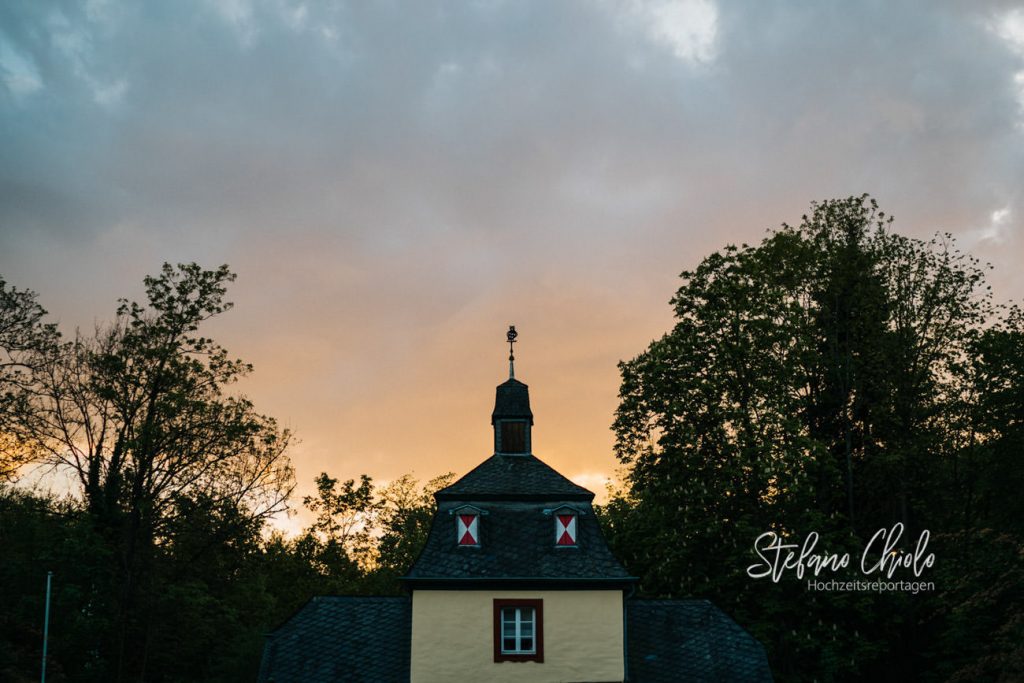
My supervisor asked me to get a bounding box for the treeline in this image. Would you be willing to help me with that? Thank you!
[0,264,448,682]
[0,472,448,682]
[4,197,1023,682]
[599,196,1024,681]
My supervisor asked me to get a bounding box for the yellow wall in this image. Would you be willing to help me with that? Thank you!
[410,589,624,683]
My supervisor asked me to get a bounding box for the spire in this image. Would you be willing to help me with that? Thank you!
[507,325,517,379]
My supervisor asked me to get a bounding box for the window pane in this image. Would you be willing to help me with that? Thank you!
[496,601,540,659]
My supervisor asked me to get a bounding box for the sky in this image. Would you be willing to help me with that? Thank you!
[2,0,1023,529]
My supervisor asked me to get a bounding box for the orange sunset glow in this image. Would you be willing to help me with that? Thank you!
[3,1,1024,532]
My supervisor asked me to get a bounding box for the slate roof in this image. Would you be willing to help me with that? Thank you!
[435,453,593,502]
[403,499,634,585]
[491,378,533,423]
[627,600,773,682]
[257,597,410,683]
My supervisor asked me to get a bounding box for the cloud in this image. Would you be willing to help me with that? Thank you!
[990,7,1024,123]
[1,0,1023,514]
[0,38,43,98]
[620,0,718,65]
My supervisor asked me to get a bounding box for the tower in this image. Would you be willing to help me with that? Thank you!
[257,328,773,683]
[403,327,635,682]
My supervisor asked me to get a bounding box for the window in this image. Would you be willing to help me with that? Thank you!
[456,513,479,546]
[493,599,543,662]
[500,421,527,453]
[555,512,577,546]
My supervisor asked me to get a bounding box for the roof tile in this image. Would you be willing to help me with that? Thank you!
[404,500,633,583]
[435,453,592,501]
[257,597,410,683]
[627,600,773,682]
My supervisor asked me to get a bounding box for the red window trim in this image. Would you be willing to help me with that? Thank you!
[493,599,544,663]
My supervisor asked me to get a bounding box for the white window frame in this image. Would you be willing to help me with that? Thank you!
[500,606,536,655]
[493,599,543,662]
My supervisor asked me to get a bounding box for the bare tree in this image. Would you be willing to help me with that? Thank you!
[17,263,295,535]
[0,277,60,479]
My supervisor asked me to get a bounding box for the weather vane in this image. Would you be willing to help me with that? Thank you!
[507,325,518,378]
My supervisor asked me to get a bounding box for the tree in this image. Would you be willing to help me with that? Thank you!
[0,486,111,682]
[301,472,378,578]
[955,305,1024,533]
[605,196,1001,681]
[1,263,295,681]
[368,472,453,592]
[296,470,455,594]
[20,263,295,525]
[0,277,59,479]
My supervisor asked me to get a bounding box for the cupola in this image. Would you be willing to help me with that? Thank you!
[492,326,533,455]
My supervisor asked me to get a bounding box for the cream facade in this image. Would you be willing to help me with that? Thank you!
[410,589,625,683]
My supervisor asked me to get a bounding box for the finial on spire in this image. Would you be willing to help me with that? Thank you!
[506,325,518,378]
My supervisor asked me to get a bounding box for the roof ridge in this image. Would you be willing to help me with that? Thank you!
[435,453,593,500]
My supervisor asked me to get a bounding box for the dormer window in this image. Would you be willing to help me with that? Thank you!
[457,513,479,546]
[451,505,487,547]
[555,512,577,546]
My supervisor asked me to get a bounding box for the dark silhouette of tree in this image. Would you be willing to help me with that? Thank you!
[602,196,1020,681]
[1,263,295,681]
[0,277,60,479]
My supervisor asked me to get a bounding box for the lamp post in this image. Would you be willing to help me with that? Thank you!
[41,571,52,683]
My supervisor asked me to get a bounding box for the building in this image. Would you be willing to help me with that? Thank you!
[258,335,772,682]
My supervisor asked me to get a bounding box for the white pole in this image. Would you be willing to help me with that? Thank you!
[41,571,52,683]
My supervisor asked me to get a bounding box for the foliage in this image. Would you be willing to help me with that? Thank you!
[0,471,448,682]
[23,263,295,533]
[603,195,1022,681]
[3,212,1021,682]
[367,472,454,592]
[0,277,60,479]
[302,472,378,570]
[0,264,297,681]
[294,470,454,593]
[0,263,454,683]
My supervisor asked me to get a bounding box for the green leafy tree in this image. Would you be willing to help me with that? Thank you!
[0,486,111,682]
[302,472,378,574]
[296,471,454,594]
[367,472,453,592]
[605,196,999,681]
[955,306,1024,533]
